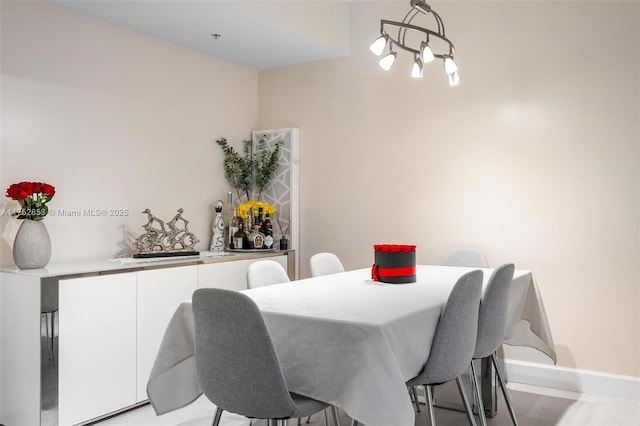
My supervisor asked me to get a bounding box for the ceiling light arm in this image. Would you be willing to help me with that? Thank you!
[429,10,445,37]
[381,19,455,59]
[409,0,445,35]
[399,9,420,47]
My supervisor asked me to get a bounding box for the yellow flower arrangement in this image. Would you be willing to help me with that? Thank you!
[238,200,276,220]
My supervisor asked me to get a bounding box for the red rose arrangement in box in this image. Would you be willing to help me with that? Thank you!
[5,181,56,221]
[373,244,416,253]
[372,244,417,283]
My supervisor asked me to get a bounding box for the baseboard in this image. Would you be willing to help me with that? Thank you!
[504,359,640,401]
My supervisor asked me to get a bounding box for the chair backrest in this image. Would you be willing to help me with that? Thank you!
[310,252,345,277]
[474,263,515,359]
[192,288,296,419]
[246,260,290,289]
[416,270,483,385]
[444,247,489,268]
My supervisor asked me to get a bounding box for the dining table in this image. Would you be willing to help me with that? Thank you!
[146,265,556,426]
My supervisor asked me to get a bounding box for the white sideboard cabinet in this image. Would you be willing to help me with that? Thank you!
[0,250,294,426]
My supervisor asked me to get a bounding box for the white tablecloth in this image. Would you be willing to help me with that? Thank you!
[147,265,555,426]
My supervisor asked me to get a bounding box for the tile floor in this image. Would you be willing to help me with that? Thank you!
[96,382,640,426]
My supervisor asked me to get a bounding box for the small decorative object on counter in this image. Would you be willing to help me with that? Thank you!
[134,208,199,258]
[210,200,225,252]
[5,181,56,269]
[276,215,289,251]
[371,244,417,284]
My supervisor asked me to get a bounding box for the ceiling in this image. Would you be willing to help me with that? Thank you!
[43,0,351,71]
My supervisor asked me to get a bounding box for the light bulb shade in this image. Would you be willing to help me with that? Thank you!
[379,52,397,71]
[369,35,388,56]
[448,70,460,86]
[411,58,424,78]
[444,56,458,74]
[420,42,435,63]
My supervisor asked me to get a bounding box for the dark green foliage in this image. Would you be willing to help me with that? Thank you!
[216,138,253,201]
[254,138,282,200]
[216,137,282,201]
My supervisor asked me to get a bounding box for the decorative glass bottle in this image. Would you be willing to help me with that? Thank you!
[228,207,240,249]
[248,225,265,249]
[223,192,233,249]
[263,212,274,249]
[233,222,247,249]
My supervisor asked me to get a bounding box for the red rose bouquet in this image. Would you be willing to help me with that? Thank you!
[5,181,56,221]
[373,244,416,253]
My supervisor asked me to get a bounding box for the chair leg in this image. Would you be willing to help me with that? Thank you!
[350,419,359,426]
[469,361,488,426]
[410,386,421,412]
[322,409,329,426]
[330,405,341,426]
[455,376,478,426]
[212,407,223,426]
[308,415,313,424]
[298,418,302,425]
[425,384,437,426]
[491,353,518,426]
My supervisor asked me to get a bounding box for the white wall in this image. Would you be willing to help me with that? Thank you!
[0,1,259,264]
[258,1,640,377]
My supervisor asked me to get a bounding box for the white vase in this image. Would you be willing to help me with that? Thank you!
[13,219,52,269]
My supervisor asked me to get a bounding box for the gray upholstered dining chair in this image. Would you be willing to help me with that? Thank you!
[310,252,345,277]
[403,270,484,426]
[443,247,489,268]
[247,259,290,289]
[467,263,518,426]
[192,288,339,426]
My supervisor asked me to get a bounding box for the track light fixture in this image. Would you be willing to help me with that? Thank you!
[369,0,460,86]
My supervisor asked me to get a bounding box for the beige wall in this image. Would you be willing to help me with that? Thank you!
[258,1,640,377]
[0,1,258,264]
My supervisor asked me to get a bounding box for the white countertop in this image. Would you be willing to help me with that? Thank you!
[0,250,290,279]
